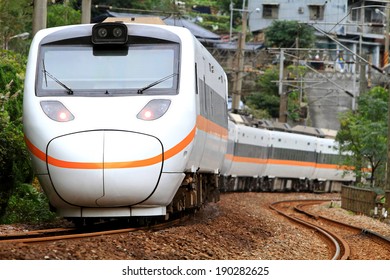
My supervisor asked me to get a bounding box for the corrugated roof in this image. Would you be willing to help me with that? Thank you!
[214,41,264,51]
[163,17,221,40]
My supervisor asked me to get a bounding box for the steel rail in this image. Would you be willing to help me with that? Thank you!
[295,202,390,249]
[0,216,186,244]
[269,199,347,260]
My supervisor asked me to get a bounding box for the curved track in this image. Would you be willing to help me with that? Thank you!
[270,199,390,260]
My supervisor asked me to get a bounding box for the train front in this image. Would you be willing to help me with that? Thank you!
[23,22,196,219]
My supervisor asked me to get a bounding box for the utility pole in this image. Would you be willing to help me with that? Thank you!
[278,49,287,123]
[232,1,248,112]
[32,0,47,36]
[386,2,390,191]
[81,0,92,24]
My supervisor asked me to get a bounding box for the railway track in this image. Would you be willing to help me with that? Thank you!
[0,217,186,244]
[270,199,390,260]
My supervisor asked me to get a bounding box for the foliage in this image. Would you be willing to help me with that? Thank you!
[245,67,280,119]
[246,65,309,122]
[191,13,231,34]
[187,0,241,16]
[91,0,175,12]
[286,90,301,122]
[90,0,237,33]
[0,0,32,54]
[0,184,56,224]
[245,107,271,120]
[336,87,388,188]
[0,50,25,120]
[285,65,309,122]
[186,0,238,34]
[0,50,33,219]
[47,2,81,27]
[90,0,238,13]
[264,20,316,49]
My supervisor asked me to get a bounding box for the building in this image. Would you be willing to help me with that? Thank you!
[248,0,389,69]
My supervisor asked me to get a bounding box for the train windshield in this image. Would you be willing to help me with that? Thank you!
[37,44,179,96]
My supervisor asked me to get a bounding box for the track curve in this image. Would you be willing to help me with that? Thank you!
[270,199,390,260]
[270,199,348,259]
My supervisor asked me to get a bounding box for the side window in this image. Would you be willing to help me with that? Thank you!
[198,78,207,116]
[309,5,325,20]
[263,4,279,19]
[195,63,198,95]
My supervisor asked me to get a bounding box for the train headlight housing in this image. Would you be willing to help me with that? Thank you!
[92,22,128,45]
[137,99,171,121]
[40,101,74,122]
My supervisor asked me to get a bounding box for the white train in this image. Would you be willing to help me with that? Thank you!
[220,119,354,193]
[23,21,353,223]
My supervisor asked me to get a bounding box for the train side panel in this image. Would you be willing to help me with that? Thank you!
[312,138,354,191]
[313,138,345,181]
[228,124,269,177]
[264,131,317,180]
[185,39,228,174]
[220,120,237,176]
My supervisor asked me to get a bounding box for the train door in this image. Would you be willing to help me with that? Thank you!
[197,56,227,172]
[198,57,215,171]
[187,55,208,171]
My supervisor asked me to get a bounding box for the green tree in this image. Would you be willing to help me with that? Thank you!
[0,50,33,218]
[91,0,174,12]
[285,65,308,122]
[245,67,280,118]
[264,20,316,49]
[336,87,388,188]
[0,0,32,53]
[48,2,81,27]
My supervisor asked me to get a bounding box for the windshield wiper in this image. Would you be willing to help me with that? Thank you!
[42,60,74,95]
[137,73,178,94]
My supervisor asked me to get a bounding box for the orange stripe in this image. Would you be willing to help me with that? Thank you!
[196,115,228,139]
[48,156,103,169]
[24,127,196,170]
[164,126,196,160]
[226,154,352,170]
[229,155,268,164]
[316,163,352,170]
[268,159,316,167]
[25,136,46,162]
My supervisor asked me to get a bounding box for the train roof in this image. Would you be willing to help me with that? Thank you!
[228,112,337,139]
[290,125,324,137]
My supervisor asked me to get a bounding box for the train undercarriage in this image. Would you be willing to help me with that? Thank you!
[167,173,220,216]
[218,175,351,193]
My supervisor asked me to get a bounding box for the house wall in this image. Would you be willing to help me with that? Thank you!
[248,0,348,34]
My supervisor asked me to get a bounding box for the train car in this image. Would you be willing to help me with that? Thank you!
[219,119,354,192]
[220,122,270,192]
[23,21,228,222]
[312,137,354,192]
[264,130,318,191]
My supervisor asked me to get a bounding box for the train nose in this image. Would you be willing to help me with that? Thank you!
[47,131,163,207]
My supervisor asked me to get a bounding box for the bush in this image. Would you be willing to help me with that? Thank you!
[0,184,56,224]
[0,50,33,219]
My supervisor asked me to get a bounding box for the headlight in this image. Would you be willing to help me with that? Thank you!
[40,101,74,122]
[137,99,171,121]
